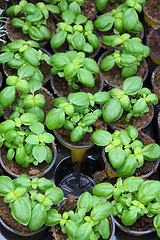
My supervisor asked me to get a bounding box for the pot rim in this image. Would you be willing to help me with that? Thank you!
[0,142,57,179]
[151,65,160,96]
[102,131,160,179]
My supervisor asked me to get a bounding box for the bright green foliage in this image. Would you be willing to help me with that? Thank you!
[6,0,60,41]
[50,9,99,53]
[102,76,158,123]
[50,51,99,89]
[93,177,160,238]
[55,192,112,240]
[101,35,150,78]
[0,174,63,231]
[0,117,55,167]
[45,91,110,142]
[95,0,144,33]
[92,126,160,177]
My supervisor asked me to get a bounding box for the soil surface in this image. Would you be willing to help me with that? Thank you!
[81,0,97,20]
[148,27,160,59]
[115,215,155,232]
[103,0,125,12]
[6,17,56,47]
[50,195,113,240]
[52,73,103,98]
[144,0,160,23]
[99,57,147,89]
[0,142,55,177]
[3,87,54,119]
[109,102,153,130]
[153,67,160,93]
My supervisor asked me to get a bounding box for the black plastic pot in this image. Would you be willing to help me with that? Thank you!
[0,71,3,89]
[0,142,57,179]
[98,49,148,89]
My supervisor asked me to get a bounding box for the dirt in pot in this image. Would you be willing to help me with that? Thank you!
[148,28,160,59]
[3,88,54,120]
[81,0,97,20]
[110,102,153,130]
[52,73,102,98]
[115,215,155,232]
[50,195,113,240]
[54,118,107,146]
[144,0,160,23]
[153,67,160,93]
[93,170,109,184]
[100,58,147,89]
[0,143,55,177]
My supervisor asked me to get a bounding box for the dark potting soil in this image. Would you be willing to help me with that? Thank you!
[0,143,55,177]
[99,58,148,89]
[148,28,160,59]
[115,215,155,232]
[103,0,125,12]
[52,73,102,98]
[110,102,153,130]
[6,17,56,45]
[3,87,54,119]
[50,195,113,240]
[0,196,32,233]
[93,169,109,184]
[144,0,160,23]
[153,67,160,93]
[54,118,107,146]
[81,0,97,20]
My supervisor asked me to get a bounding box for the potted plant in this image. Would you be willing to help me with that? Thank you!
[146,25,160,65]
[0,114,57,178]
[92,177,160,237]
[49,51,103,98]
[101,76,158,130]
[92,125,160,178]
[50,9,99,55]
[98,35,149,87]
[5,0,58,45]
[0,174,64,235]
[0,39,52,85]
[45,91,110,162]
[50,191,115,240]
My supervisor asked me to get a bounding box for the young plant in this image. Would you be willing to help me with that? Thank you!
[6,0,60,41]
[100,35,150,78]
[102,76,158,123]
[94,0,145,34]
[45,91,110,142]
[49,192,113,239]
[0,114,55,167]
[0,39,50,79]
[92,126,160,177]
[92,177,160,238]
[0,174,64,231]
[96,0,124,12]
[50,10,99,53]
[50,51,99,89]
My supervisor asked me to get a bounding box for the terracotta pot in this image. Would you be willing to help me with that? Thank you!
[151,65,160,99]
[5,17,56,48]
[50,72,104,98]
[98,49,148,89]
[143,0,160,27]
[2,47,53,86]
[114,216,155,237]
[102,131,160,179]
[0,142,57,179]
[146,26,160,65]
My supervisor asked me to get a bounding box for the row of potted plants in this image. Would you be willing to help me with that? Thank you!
[0,0,160,239]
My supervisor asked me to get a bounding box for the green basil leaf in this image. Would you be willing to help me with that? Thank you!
[94,13,114,31]
[29,203,47,231]
[0,120,16,133]
[154,215,160,238]
[45,187,64,204]
[11,197,31,226]
[50,52,70,70]
[132,98,147,114]
[93,91,111,104]
[0,86,15,108]
[100,55,115,71]
[142,144,160,161]
[12,18,25,28]
[68,92,89,106]
[66,220,79,238]
[96,0,108,11]
[120,53,137,66]
[29,26,45,41]
[26,8,43,22]
[70,126,83,142]
[78,68,95,87]
[97,218,110,239]
[64,62,79,79]
[37,178,53,191]
[123,176,143,192]
[14,174,31,189]
[87,33,99,49]
[25,134,39,145]
[92,130,112,146]
[84,58,99,74]
[122,76,143,95]
[18,65,36,78]
[15,146,26,165]
[121,208,138,226]
[102,98,123,123]
[0,52,14,63]
[29,122,44,135]
[8,58,25,69]
[45,108,65,129]
[33,145,47,163]
[126,126,138,140]
[45,209,62,226]
[77,192,93,212]
[116,154,138,178]
[91,202,111,221]
[50,30,67,49]
[109,146,125,169]
[121,64,138,78]
[46,4,60,13]
[23,47,39,67]
[138,181,160,204]
[122,8,138,31]
[20,113,39,125]
[71,32,85,51]
[62,10,75,25]
[0,176,15,196]
[27,106,44,123]
[92,182,114,199]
